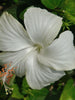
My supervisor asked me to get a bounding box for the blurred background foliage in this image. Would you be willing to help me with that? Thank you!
[0,0,75,100]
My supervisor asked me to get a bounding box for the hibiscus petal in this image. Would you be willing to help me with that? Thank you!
[0,47,33,77]
[0,12,32,51]
[24,7,62,47]
[25,52,65,89]
[38,31,75,71]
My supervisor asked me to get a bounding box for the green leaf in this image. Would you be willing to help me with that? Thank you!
[21,78,49,100]
[19,9,26,20]
[60,79,75,100]
[41,0,62,9]
[21,78,33,96]
[11,83,24,99]
[60,0,75,24]
[29,88,49,100]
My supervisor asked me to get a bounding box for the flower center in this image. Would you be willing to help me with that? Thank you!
[34,44,42,53]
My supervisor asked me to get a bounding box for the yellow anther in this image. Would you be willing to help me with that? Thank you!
[6,92,8,95]
[9,91,12,94]
[5,88,8,92]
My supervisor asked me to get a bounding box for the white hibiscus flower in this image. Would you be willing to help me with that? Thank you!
[0,7,75,90]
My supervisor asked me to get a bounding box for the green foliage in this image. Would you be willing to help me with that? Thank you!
[60,0,75,24]
[41,0,62,9]
[21,78,49,100]
[60,79,75,100]
[60,0,75,16]
[21,78,33,96]
[29,88,49,100]
[11,83,24,99]
[13,0,19,3]
[7,77,49,100]
[19,9,26,20]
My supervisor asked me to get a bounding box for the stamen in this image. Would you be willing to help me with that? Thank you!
[34,44,42,53]
[5,85,13,95]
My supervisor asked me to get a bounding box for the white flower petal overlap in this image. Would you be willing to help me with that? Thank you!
[24,7,62,47]
[38,31,75,71]
[25,52,65,89]
[0,7,75,89]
